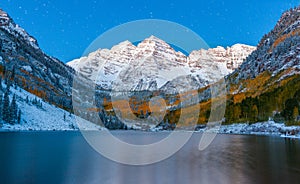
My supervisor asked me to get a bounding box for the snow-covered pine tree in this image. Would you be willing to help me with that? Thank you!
[25,96,29,103]
[17,109,21,124]
[10,94,18,124]
[2,90,10,123]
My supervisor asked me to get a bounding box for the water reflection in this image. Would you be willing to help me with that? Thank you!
[0,132,300,183]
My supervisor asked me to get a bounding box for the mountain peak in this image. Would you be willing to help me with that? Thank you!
[0,8,39,49]
[117,40,133,46]
[111,40,135,51]
[146,35,164,41]
[230,43,256,50]
[0,8,10,24]
[139,35,169,47]
[0,8,8,17]
[136,35,177,57]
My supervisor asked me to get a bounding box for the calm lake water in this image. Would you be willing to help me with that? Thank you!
[0,131,300,184]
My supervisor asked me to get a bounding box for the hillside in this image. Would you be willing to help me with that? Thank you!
[0,9,74,111]
[0,8,103,130]
[0,81,102,131]
[222,6,300,125]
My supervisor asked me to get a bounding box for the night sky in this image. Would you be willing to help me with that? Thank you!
[1,0,299,62]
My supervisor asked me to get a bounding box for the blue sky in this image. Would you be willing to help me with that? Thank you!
[1,0,299,62]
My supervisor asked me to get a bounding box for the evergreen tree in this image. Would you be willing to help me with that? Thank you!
[17,110,21,124]
[251,105,259,122]
[2,91,10,123]
[10,94,18,124]
[293,106,299,121]
[283,98,299,121]
[25,96,29,103]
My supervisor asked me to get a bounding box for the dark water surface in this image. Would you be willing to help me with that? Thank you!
[0,131,300,184]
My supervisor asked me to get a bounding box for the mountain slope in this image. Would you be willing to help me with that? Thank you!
[0,8,105,130]
[223,6,300,124]
[0,9,74,110]
[227,6,300,96]
[0,82,102,131]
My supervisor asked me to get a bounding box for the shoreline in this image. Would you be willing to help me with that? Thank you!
[1,121,300,139]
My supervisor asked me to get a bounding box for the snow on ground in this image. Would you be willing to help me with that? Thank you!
[151,120,300,138]
[0,85,104,131]
[218,121,300,138]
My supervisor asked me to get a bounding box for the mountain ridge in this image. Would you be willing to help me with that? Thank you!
[221,6,300,125]
[68,36,255,92]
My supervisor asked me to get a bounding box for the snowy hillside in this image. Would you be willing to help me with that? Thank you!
[0,83,103,131]
[229,6,300,85]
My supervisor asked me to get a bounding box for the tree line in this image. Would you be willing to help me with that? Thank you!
[225,75,300,126]
[0,77,21,124]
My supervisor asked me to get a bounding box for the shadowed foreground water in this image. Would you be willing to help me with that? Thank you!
[0,131,300,184]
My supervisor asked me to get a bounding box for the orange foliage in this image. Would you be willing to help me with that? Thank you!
[271,29,300,51]
[28,88,46,99]
[233,93,246,104]
[87,108,101,112]
[0,65,4,77]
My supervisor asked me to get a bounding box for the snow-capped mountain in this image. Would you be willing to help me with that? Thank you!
[0,9,38,50]
[68,36,255,92]
[189,44,256,71]
[229,6,300,85]
[220,6,300,125]
[0,8,74,110]
[0,8,106,130]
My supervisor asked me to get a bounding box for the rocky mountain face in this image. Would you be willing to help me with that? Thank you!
[0,9,74,110]
[68,36,255,92]
[189,44,256,71]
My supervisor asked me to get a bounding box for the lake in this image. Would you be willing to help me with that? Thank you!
[0,131,300,184]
